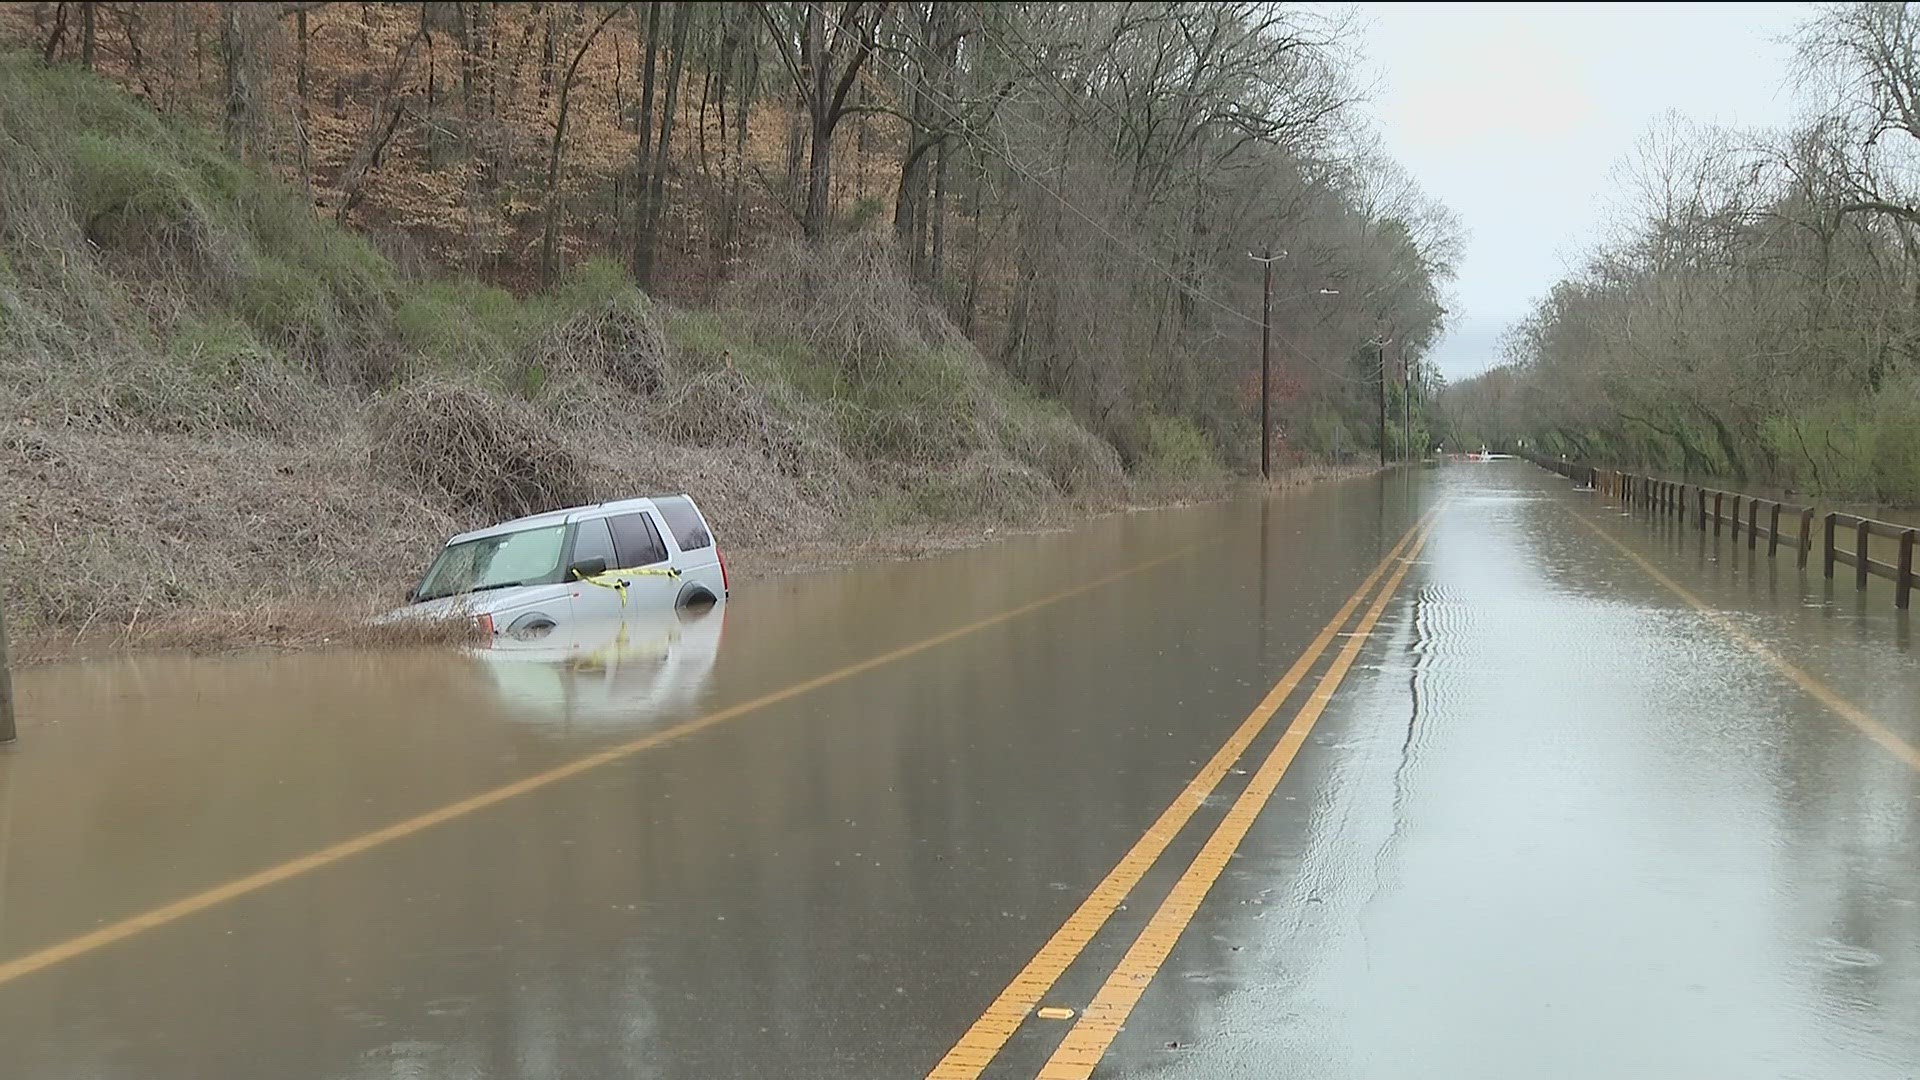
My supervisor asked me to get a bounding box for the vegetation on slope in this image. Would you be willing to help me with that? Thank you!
[0,52,1121,635]
[3,2,1457,479]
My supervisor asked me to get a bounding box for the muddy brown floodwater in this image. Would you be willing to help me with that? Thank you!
[0,462,1916,1079]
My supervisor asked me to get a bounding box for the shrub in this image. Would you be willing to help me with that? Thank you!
[910,451,1056,522]
[724,233,965,374]
[369,377,593,520]
[525,285,673,400]
[1138,415,1225,480]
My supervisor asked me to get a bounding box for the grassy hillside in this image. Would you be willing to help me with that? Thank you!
[0,54,1151,638]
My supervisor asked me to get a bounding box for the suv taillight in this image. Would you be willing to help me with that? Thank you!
[717,548,730,596]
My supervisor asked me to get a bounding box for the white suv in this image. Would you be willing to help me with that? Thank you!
[398,494,728,637]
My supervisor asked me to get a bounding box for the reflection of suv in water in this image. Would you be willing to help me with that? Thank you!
[397,495,728,637]
[475,606,726,731]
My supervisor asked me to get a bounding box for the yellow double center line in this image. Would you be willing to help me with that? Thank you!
[1036,513,1435,1077]
[929,507,1439,1079]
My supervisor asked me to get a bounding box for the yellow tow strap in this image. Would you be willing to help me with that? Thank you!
[570,565,682,608]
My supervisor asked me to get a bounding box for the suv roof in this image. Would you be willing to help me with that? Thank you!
[447,495,693,545]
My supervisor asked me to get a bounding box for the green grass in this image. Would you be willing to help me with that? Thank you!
[1138,415,1225,480]
[393,279,526,371]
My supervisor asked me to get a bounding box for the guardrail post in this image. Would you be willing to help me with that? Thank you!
[1768,503,1781,558]
[1748,499,1759,551]
[1714,493,1723,536]
[1697,488,1706,531]
[1797,508,1813,570]
[1857,518,1871,591]
[1824,513,1837,578]
[1898,529,1915,610]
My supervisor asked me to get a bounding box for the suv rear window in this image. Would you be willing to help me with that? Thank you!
[607,512,668,568]
[653,496,712,551]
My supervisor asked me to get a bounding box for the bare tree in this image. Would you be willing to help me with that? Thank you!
[541,3,628,286]
[759,1,890,239]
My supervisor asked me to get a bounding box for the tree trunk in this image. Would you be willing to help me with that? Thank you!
[79,1,94,69]
[540,4,623,287]
[296,7,309,110]
[631,1,662,280]
[892,5,933,258]
[784,100,807,213]
[806,112,835,240]
[120,3,152,98]
[454,1,482,267]
[422,7,442,170]
[637,1,688,291]
[221,4,248,159]
[931,135,949,287]
[42,3,67,62]
[962,156,986,334]
[538,3,555,105]
[800,0,831,239]
[724,22,755,269]
[336,24,427,223]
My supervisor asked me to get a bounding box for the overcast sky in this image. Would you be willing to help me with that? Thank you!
[1357,1,1813,381]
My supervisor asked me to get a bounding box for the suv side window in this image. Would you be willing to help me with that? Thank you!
[568,517,618,571]
[653,496,712,551]
[607,512,668,568]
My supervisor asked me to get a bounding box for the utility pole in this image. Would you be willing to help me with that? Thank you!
[1249,248,1283,480]
[1403,346,1414,463]
[1375,337,1389,468]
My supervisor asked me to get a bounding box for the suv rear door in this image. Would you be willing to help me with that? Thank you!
[602,509,682,613]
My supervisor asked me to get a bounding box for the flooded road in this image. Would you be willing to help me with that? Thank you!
[1,463,1917,1078]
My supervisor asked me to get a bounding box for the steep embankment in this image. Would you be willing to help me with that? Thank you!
[0,54,1144,648]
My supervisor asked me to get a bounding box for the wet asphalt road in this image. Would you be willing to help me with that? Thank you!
[1,462,1917,1078]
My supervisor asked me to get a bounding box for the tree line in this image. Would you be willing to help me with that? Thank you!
[11,1,1458,471]
[1447,2,1920,503]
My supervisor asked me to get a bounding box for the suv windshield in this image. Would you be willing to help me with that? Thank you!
[414,524,567,602]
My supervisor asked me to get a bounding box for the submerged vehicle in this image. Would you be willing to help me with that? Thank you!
[396,495,728,637]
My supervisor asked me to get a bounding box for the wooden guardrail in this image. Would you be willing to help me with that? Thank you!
[1526,455,1916,609]
[1825,512,1918,607]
